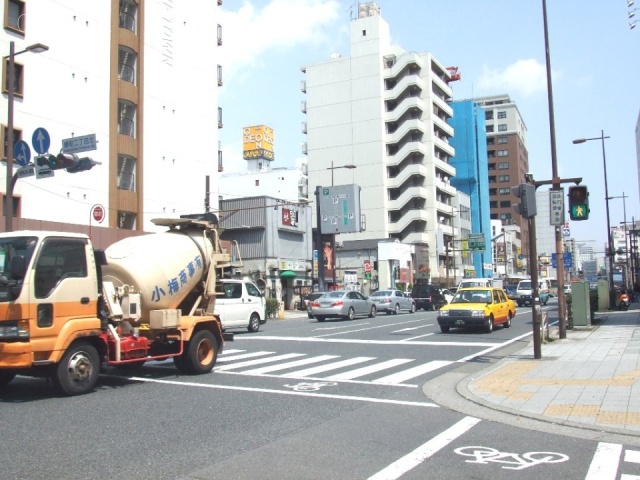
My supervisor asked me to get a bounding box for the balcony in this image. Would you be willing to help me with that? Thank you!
[301,100,306,113]
[300,80,306,93]
[301,142,308,155]
[301,121,307,134]
[217,24,223,46]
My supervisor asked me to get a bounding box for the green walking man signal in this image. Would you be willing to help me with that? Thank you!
[568,185,589,221]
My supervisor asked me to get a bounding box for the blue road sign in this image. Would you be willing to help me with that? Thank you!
[551,252,573,269]
[32,127,51,155]
[14,139,31,167]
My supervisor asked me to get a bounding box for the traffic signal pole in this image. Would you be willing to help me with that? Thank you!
[530,176,582,340]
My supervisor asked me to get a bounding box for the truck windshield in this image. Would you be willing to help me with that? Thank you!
[0,236,37,302]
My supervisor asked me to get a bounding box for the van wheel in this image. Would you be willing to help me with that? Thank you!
[248,313,261,332]
[54,342,100,396]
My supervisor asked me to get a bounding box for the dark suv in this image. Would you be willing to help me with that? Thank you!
[410,284,447,311]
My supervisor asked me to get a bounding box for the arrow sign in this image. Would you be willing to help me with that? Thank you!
[32,127,51,155]
[14,139,31,166]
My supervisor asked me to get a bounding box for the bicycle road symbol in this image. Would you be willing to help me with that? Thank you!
[454,446,569,470]
[283,382,337,392]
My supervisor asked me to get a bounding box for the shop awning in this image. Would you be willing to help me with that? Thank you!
[279,270,296,278]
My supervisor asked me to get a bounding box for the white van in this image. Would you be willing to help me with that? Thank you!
[457,278,493,290]
[214,278,266,332]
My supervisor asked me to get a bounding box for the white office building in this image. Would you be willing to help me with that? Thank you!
[301,2,459,279]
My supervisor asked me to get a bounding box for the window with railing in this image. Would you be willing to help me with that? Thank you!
[117,211,136,230]
[118,100,136,137]
[117,155,136,191]
[119,0,137,33]
[1,125,22,161]
[3,60,24,96]
[217,24,223,45]
[218,141,223,172]
[218,107,223,128]
[217,64,223,86]
[118,47,137,84]
[5,0,25,33]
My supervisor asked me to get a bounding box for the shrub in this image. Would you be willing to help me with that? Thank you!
[265,298,279,318]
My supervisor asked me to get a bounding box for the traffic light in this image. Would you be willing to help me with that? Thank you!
[511,183,537,218]
[568,185,589,221]
[35,153,101,173]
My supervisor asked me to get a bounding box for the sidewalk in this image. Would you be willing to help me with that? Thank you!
[461,305,640,435]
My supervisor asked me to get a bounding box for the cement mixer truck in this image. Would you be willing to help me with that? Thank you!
[0,216,237,396]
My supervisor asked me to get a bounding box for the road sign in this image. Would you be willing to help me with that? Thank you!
[549,189,565,226]
[468,233,486,252]
[91,204,105,223]
[552,252,573,269]
[16,165,34,178]
[32,127,50,154]
[62,134,97,154]
[14,139,31,166]
[35,160,54,179]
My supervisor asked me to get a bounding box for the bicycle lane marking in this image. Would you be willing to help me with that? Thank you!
[367,416,482,480]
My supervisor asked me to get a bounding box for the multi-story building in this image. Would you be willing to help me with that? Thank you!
[301,2,459,284]
[449,99,493,277]
[474,94,530,265]
[2,1,222,233]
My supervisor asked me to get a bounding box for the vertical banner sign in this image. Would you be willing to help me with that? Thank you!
[549,189,565,226]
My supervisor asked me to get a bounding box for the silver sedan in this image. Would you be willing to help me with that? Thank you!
[370,289,416,314]
[309,290,377,322]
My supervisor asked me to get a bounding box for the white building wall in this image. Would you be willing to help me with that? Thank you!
[3,1,219,231]
[220,167,307,203]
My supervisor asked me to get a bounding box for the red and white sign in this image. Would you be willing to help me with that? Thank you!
[364,260,372,273]
[91,204,105,223]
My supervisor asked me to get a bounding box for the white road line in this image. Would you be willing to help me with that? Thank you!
[217,351,275,362]
[128,376,438,407]
[400,333,435,342]
[218,370,418,388]
[239,335,497,347]
[241,355,340,374]
[325,359,414,381]
[585,442,622,480]
[314,323,371,331]
[621,475,640,479]
[626,449,640,463]
[214,353,305,371]
[373,360,453,384]
[220,349,245,354]
[283,357,376,377]
[392,325,433,333]
[368,416,481,480]
[456,330,534,362]
[313,319,431,338]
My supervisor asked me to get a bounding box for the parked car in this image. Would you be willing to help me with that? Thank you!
[564,284,571,294]
[370,289,416,314]
[309,290,377,322]
[300,292,325,318]
[410,283,447,311]
[214,278,266,332]
[441,289,455,304]
[516,280,549,307]
[437,287,515,333]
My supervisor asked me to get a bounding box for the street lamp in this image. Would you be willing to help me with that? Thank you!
[5,41,49,232]
[572,131,615,307]
[327,161,356,186]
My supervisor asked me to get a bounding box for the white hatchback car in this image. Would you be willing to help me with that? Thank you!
[214,278,266,332]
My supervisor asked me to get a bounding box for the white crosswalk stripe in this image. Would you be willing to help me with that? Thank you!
[217,349,452,385]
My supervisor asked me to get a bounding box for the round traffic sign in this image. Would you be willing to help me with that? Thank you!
[14,140,31,166]
[32,127,51,155]
[91,204,105,223]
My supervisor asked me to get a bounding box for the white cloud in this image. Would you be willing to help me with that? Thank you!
[477,59,555,98]
[219,0,342,81]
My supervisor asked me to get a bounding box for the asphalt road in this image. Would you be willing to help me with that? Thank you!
[2,300,639,479]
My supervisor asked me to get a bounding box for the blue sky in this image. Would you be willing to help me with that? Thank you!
[218,0,640,249]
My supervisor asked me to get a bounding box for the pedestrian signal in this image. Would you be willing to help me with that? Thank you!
[568,185,589,221]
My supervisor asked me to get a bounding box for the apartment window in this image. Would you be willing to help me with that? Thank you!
[118,47,137,84]
[498,175,510,182]
[485,111,494,120]
[498,162,509,169]
[488,176,496,183]
[486,125,494,133]
[488,163,496,170]
[487,137,495,145]
[218,106,223,128]
[217,64,223,86]
[497,150,508,157]
[489,188,497,196]
[500,201,511,208]
[5,0,24,33]
[117,211,136,230]
[490,201,498,208]
[497,111,507,119]
[255,179,259,186]
[3,60,24,96]
[217,24,223,45]
[117,100,136,137]
[499,188,510,195]
[117,155,136,192]
[1,125,23,162]
[119,0,138,33]
[499,213,512,222]
[497,136,508,144]
[498,124,507,132]
[487,150,495,158]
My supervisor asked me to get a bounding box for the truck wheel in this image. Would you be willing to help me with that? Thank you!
[185,329,218,375]
[0,371,16,388]
[248,313,261,333]
[54,342,100,396]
